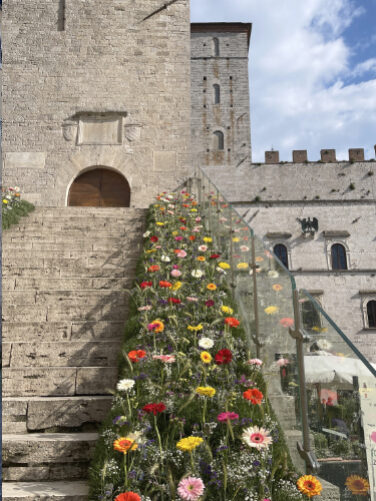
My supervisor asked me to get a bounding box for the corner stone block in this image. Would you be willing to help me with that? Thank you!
[349,148,365,162]
[320,149,336,162]
[265,151,280,164]
[292,150,308,163]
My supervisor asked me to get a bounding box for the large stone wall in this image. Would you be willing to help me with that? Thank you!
[191,23,252,168]
[204,158,376,361]
[2,0,191,207]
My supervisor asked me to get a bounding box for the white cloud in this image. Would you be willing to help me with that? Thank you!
[191,0,376,161]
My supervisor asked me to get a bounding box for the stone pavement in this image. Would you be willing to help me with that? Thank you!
[2,207,146,499]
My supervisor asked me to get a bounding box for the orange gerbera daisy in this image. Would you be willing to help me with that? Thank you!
[113,437,138,454]
[243,388,264,404]
[345,475,370,496]
[128,350,147,363]
[297,475,322,498]
[207,283,217,291]
[115,493,141,501]
[148,265,160,272]
[197,256,206,262]
[224,317,240,328]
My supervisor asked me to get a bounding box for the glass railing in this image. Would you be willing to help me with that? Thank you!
[193,166,376,500]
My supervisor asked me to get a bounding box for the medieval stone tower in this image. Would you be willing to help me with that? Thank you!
[2,0,191,207]
[190,23,252,168]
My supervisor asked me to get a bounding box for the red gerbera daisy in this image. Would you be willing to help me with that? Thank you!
[210,253,221,259]
[168,297,182,304]
[215,348,233,365]
[115,492,141,501]
[224,317,240,328]
[142,403,166,415]
[159,280,172,288]
[140,281,153,289]
[150,236,158,243]
[148,265,160,272]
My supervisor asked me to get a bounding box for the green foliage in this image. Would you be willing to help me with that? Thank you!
[2,199,35,229]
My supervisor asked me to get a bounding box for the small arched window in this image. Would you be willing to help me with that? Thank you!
[213,84,220,104]
[213,131,224,151]
[331,243,347,270]
[274,244,289,269]
[213,37,220,56]
[367,300,376,327]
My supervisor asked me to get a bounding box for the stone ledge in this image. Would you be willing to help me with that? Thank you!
[2,481,88,500]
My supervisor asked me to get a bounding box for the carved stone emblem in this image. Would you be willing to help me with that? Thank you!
[124,124,143,142]
[62,122,78,142]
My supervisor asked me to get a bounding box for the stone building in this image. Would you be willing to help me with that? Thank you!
[2,0,191,207]
[191,24,376,363]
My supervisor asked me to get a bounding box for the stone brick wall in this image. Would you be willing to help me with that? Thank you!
[2,0,191,207]
[204,159,376,362]
[191,23,252,169]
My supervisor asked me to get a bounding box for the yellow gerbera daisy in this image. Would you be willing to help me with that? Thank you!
[221,306,234,315]
[236,262,249,269]
[200,351,212,364]
[218,262,231,270]
[297,475,322,498]
[345,475,370,496]
[196,386,216,397]
[172,281,182,291]
[156,222,165,226]
[264,305,279,315]
[187,324,203,332]
[176,436,203,452]
[203,237,212,243]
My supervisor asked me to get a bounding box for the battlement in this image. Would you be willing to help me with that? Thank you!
[264,147,376,164]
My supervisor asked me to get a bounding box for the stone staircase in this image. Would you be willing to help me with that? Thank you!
[2,207,146,499]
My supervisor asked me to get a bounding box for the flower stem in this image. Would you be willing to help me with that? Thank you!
[123,454,128,489]
[202,398,207,423]
[154,414,163,456]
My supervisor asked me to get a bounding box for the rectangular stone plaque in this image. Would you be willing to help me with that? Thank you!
[5,152,46,169]
[77,117,122,145]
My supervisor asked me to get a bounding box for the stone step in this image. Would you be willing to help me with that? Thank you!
[3,367,118,397]
[3,433,98,464]
[5,227,145,239]
[3,396,113,431]
[3,254,140,270]
[2,266,133,279]
[3,465,89,483]
[3,276,133,292]
[2,238,136,251]
[2,481,89,500]
[2,320,125,342]
[2,245,139,260]
[3,289,129,306]
[3,301,128,322]
[3,340,122,368]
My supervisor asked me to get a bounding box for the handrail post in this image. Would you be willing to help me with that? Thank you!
[289,288,320,474]
[251,231,261,359]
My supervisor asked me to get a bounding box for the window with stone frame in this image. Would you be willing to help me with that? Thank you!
[213,131,224,150]
[301,292,323,334]
[331,243,348,270]
[213,84,220,105]
[273,243,289,269]
[360,293,376,329]
[213,37,220,56]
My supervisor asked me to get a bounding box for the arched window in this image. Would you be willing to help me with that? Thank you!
[213,131,224,151]
[274,244,289,269]
[213,84,220,104]
[367,300,376,327]
[213,37,220,56]
[331,243,347,270]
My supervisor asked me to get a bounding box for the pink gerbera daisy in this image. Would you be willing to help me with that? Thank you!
[177,477,205,500]
[242,426,273,450]
[217,412,239,422]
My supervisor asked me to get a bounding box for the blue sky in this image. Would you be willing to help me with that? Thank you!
[191,0,376,162]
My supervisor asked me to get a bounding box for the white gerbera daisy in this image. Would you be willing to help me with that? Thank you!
[198,337,214,349]
[191,269,204,278]
[117,379,135,392]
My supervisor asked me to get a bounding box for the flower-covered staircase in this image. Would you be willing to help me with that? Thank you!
[2,207,146,499]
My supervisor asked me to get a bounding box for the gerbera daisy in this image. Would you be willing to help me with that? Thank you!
[115,492,141,501]
[116,379,135,392]
[264,305,279,315]
[345,475,370,496]
[242,426,272,450]
[176,436,204,452]
[243,388,264,404]
[215,348,232,365]
[177,477,205,501]
[207,283,217,291]
[147,319,165,333]
[224,317,240,328]
[196,386,216,397]
[200,351,212,364]
[128,350,147,363]
[113,437,138,454]
[221,305,234,315]
[198,337,214,349]
[297,475,323,498]
[217,412,239,422]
